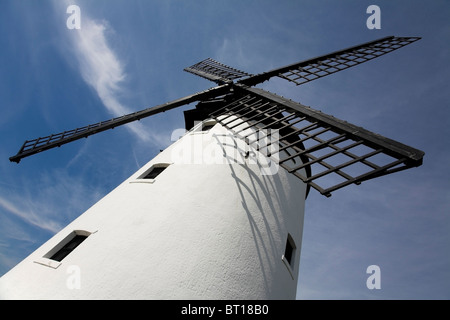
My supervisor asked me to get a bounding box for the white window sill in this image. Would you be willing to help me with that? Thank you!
[129,179,156,184]
[33,257,62,269]
[33,230,97,269]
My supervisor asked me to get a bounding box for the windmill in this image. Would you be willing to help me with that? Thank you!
[1,36,424,299]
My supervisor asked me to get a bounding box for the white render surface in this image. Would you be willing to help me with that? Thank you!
[0,119,307,299]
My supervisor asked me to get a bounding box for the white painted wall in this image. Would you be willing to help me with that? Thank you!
[0,118,307,299]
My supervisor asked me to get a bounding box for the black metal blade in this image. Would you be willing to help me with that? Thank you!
[184,58,253,84]
[9,84,231,163]
[239,36,421,87]
[210,85,424,197]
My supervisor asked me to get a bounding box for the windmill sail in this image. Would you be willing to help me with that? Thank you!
[239,36,421,87]
[184,57,253,84]
[10,35,424,197]
[9,84,230,163]
[209,84,424,197]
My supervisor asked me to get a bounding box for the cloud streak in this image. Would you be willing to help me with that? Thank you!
[0,196,62,234]
[62,1,151,143]
[0,166,106,238]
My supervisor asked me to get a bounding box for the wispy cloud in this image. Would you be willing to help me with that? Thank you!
[0,168,105,274]
[0,166,105,236]
[0,196,61,234]
[59,1,152,143]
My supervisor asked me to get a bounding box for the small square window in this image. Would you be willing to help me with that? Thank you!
[189,119,217,134]
[282,233,297,280]
[43,231,91,263]
[284,236,295,266]
[49,234,87,262]
[131,164,171,184]
[142,166,167,179]
[201,123,215,131]
[34,230,94,268]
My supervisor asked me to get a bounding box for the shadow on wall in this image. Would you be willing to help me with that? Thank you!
[214,131,307,295]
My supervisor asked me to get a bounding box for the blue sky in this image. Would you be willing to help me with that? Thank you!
[0,0,449,299]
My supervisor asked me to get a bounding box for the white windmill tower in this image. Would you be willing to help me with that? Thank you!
[0,36,424,299]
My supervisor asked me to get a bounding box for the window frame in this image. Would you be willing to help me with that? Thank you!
[131,163,171,184]
[281,233,297,280]
[190,119,217,135]
[34,230,95,269]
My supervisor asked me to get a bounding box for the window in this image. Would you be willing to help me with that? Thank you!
[34,230,94,269]
[140,164,169,180]
[49,234,88,262]
[131,163,171,184]
[188,119,217,134]
[43,230,91,262]
[198,119,216,132]
[284,235,295,266]
[201,123,215,131]
[142,166,167,179]
[282,233,297,279]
